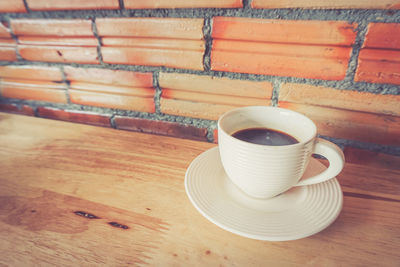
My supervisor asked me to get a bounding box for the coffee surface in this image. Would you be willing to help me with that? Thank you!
[232,127,298,146]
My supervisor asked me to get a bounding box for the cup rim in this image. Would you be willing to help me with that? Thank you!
[217,106,317,148]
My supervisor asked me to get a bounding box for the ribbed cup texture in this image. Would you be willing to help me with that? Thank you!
[219,129,314,198]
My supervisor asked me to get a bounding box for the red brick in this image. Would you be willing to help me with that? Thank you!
[69,90,155,113]
[114,116,208,141]
[211,17,356,80]
[0,23,12,38]
[101,47,204,70]
[0,78,65,90]
[364,23,400,49]
[18,36,98,47]
[0,78,68,103]
[0,0,26,12]
[356,23,400,85]
[0,38,16,46]
[37,107,111,127]
[96,18,204,40]
[65,67,155,113]
[0,38,17,61]
[1,86,67,103]
[212,17,357,46]
[278,102,400,146]
[357,48,400,62]
[0,66,66,104]
[161,99,238,120]
[213,128,218,144]
[97,18,204,70]
[26,0,120,11]
[102,37,204,52]
[11,19,98,64]
[124,0,242,8]
[11,19,94,37]
[0,66,66,103]
[0,65,63,81]
[18,45,99,64]
[251,0,400,9]
[212,40,351,80]
[0,47,17,61]
[0,103,35,116]
[159,72,272,120]
[11,20,98,64]
[70,82,154,96]
[163,89,269,106]
[355,49,400,85]
[279,83,400,116]
[0,23,15,53]
[64,66,153,88]
[159,72,272,98]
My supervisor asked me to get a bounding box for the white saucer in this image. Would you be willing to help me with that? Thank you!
[185,147,343,241]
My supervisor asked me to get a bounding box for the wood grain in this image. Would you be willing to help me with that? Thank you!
[0,113,399,266]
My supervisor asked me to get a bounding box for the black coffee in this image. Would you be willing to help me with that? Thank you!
[232,127,299,146]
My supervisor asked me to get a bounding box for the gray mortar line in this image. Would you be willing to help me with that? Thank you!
[118,0,125,10]
[21,0,31,13]
[0,98,72,111]
[271,79,280,107]
[243,0,253,10]
[32,105,39,117]
[1,9,400,22]
[91,18,104,65]
[109,114,117,128]
[153,70,162,114]
[207,121,218,143]
[202,15,213,72]
[343,22,369,84]
[0,60,160,75]
[4,17,23,61]
[59,65,71,104]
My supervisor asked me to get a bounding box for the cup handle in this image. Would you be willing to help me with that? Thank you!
[295,138,345,187]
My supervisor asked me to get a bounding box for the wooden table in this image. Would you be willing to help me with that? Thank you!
[0,113,399,266]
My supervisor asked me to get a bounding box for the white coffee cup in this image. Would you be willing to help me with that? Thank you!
[218,106,345,199]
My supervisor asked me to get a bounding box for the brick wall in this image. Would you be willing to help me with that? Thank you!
[0,1,399,154]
